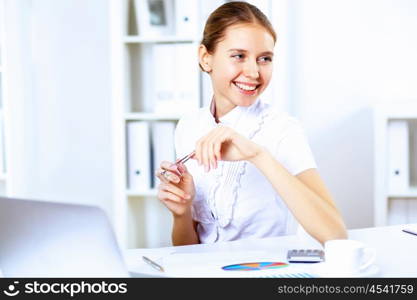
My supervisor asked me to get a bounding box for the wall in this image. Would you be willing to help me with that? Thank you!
[5,0,114,217]
[289,0,417,228]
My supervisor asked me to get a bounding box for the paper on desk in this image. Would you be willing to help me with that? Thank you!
[162,251,315,278]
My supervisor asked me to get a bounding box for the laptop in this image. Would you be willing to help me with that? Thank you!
[0,196,131,277]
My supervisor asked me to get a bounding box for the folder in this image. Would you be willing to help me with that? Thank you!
[151,121,176,188]
[153,43,199,113]
[153,43,176,113]
[388,199,408,225]
[174,43,199,112]
[175,0,199,36]
[127,121,151,191]
[387,120,410,194]
[408,199,417,224]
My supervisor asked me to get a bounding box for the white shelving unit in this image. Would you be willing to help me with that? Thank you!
[373,102,417,226]
[109,0,214,249]
[0,0,9,196]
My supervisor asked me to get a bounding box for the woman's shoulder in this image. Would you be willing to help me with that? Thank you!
[179,106,208,121]
[261,102,302,132]
[176,106,210,133]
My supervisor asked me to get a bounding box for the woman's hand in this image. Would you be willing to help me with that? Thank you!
[195,125,264,172]
[156,161,196,217]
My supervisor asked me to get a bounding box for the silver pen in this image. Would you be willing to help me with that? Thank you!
[142,256,164,272]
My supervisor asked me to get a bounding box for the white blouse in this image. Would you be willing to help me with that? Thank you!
[174,99,317,244]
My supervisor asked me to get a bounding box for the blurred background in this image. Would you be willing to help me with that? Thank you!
[0,0,416,248]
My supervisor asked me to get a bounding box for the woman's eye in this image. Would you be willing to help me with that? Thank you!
[258,56,272,63]
[232,54,245,60]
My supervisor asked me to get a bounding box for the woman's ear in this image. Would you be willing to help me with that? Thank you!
[198,44,212,73]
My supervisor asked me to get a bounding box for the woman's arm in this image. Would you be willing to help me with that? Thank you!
[194,125,347,245]
[156,161,200,246]
[250,150,347,244]
[172,213,200,246]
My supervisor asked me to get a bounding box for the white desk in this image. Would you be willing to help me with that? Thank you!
[124,224,417,277]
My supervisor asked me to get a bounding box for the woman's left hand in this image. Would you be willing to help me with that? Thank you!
[195,125,263,172]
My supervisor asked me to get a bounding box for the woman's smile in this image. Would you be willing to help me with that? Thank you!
[232,81,261,96]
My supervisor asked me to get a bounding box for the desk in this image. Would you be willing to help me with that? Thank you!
[124,224,417,277]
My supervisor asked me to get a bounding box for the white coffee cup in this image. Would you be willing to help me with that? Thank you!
[321,239,376,277]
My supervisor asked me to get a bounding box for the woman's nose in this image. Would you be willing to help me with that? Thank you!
[243,59,260,79]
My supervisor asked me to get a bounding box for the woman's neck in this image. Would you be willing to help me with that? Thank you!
[213,96,236,120]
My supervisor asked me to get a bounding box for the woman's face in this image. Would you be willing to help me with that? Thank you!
[202,23,275,114]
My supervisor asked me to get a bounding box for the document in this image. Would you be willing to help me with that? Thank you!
[161,251,315,278]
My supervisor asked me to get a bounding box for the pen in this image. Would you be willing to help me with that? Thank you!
[142,256,164,272]
[161,150,195,177]
[402,229,417,236]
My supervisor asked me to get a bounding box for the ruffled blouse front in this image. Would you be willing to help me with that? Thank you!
[174,99,317,243]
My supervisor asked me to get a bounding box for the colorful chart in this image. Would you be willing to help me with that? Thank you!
[221,262,289,271]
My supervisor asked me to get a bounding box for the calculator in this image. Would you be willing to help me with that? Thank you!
[287,249,324,263]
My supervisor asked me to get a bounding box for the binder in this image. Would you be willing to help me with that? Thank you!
[387,120,409,194]
[151,121,176,188]
[408,199,417,223]
[388,199,408,225]
[174,43,199,112]
[153,43,199,113]
[175,0,199,36]
[153,43,176,113]
[127,121,151,190]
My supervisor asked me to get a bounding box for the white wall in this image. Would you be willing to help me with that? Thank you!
[5,0,113,216]
[289,0,417,228]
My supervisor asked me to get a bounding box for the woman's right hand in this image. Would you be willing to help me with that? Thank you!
[156,161,195,217]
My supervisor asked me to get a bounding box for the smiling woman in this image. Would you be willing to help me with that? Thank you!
[155,1,347,246]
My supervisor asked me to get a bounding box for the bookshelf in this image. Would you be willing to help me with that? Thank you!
[373,102,417,227]
[110,0,210,249]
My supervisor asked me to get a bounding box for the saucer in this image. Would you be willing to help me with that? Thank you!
[313,263,380,278]
[352,264,380,278]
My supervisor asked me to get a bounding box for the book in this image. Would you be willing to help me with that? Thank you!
[127,121,152,191]
[387,120,410,194]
